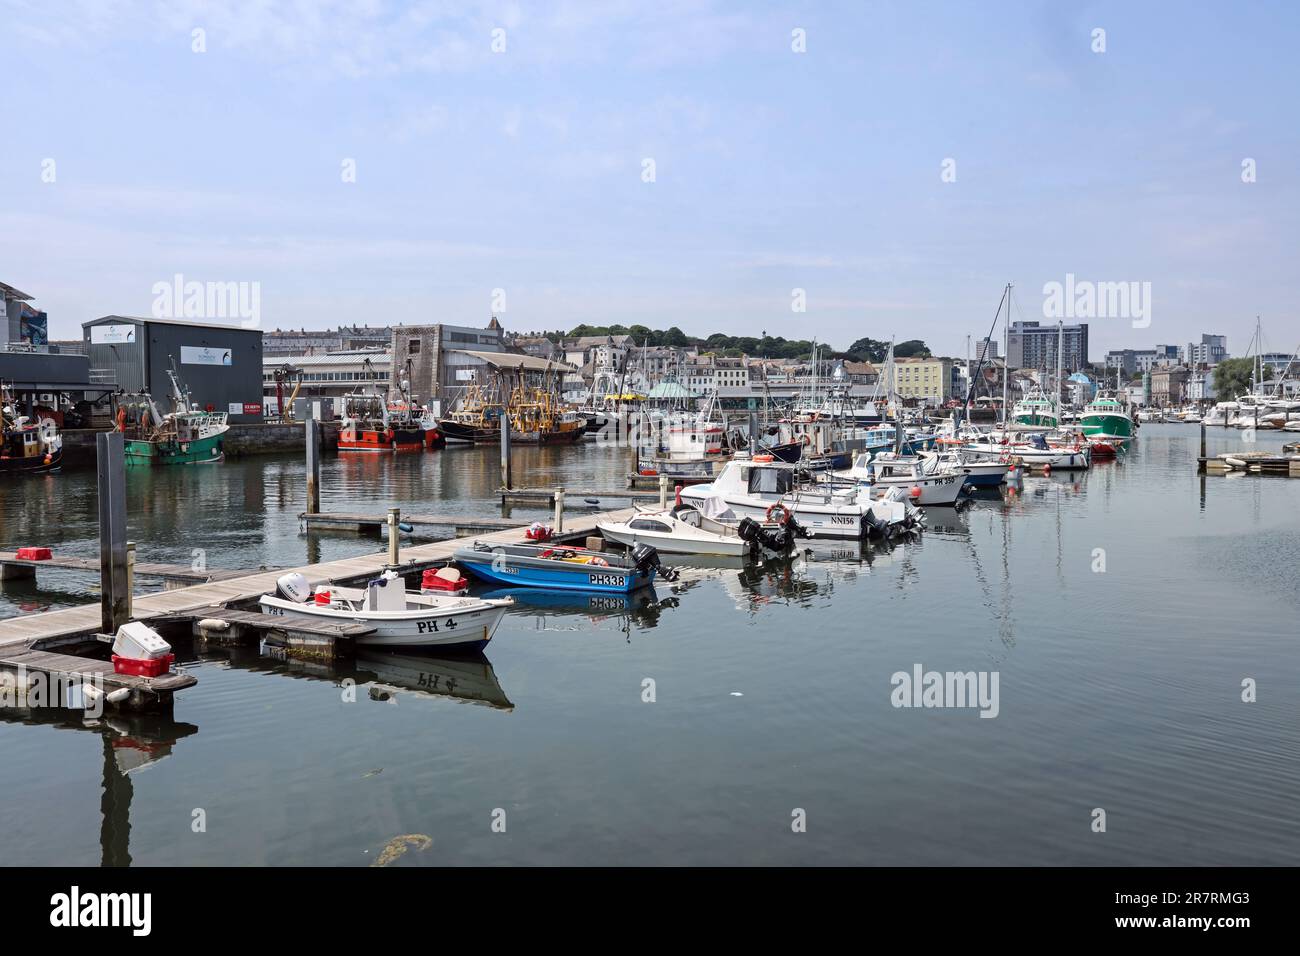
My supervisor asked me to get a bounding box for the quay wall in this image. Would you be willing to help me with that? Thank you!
[59,422,342,466]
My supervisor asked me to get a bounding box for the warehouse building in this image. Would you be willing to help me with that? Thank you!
[83,316,265,423]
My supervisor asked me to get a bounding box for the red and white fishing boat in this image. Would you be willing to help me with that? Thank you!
[338,391,424,452]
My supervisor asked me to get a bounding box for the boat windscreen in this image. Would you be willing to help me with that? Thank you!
[747,467,792,495]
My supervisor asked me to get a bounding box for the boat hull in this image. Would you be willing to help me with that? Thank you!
[0,447,62,474]
[454,546,656,592]
[1080,413,1133,439]
[124,431,225,466]
[258,597,506,649]
[338,426,425,452]
[599,524,750,557]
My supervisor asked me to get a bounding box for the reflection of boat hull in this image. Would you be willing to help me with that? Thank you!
[0,446,62,474]
[124,430,226,466]
[356,649,513,710]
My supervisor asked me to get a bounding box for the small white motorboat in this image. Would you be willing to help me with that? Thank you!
[598,500,802,557]
[259,571,511,649]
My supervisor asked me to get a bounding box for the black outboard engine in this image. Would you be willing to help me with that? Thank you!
[631,542,679,582]
[737,515,797,555]
[862,510,895,541]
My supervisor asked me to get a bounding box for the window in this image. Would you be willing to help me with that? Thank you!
[409,339,421,354]
[629,519,672,533]
[747,467,792,496]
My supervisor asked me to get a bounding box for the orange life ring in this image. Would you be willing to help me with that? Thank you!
[766,502,792,524]
[800,435,811,446]
[753,453,774,463]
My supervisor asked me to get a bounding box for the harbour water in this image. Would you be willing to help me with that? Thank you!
[2,425,1299,865]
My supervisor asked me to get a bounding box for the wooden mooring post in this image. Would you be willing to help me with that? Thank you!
[305,406,321,515]
[96,432,130,635]
[500,418,512,490]
[1198,422,1207,472]
[386,508,400,565]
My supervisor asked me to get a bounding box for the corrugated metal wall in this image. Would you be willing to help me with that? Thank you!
[146,323,264,423]
[84,318,148,392]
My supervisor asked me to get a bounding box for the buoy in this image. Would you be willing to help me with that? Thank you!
[197,618,231,632]
[398,522,414,534]
[675,484,682,507]
[1043,464,1052,475]
[910,486,922,499]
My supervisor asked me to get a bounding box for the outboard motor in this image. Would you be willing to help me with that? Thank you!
[862,509,895,541]
[631,542,679,582]
[737,515,797,555]
[276,572,312,603]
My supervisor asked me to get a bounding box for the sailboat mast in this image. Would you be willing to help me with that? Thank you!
[1056,319,1064,417]
[1001,283,1011,425]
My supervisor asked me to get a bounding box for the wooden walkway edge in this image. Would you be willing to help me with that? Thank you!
[0,507,635,651]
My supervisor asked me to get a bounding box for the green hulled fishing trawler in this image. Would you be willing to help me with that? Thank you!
[1080,390,1135,440]
[117,368,230,466]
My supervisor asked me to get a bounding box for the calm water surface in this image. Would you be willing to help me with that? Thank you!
[2,426,1298,865]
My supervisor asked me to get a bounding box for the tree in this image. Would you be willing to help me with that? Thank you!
[893,340,931,358]
[846,337,889,362]
[1214,357,1257,399]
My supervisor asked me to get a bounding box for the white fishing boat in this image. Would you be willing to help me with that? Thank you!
[598,501,801,557]
[829,452,966,505]
[678,456,922,539]
[259,571,511,649]
[961,433,1090,470]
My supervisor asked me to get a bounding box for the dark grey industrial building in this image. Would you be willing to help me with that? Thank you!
[83,316,265,423]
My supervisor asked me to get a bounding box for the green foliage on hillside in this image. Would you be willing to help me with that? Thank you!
[561,325,927,363]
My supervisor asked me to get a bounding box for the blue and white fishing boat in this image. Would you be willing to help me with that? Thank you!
[920,449,1009,488]
[453,541,677,593]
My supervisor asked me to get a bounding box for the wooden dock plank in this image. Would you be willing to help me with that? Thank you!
[0,507,636,650]
[0,551,257,583]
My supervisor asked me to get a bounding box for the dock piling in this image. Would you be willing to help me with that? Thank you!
[387,508,400,565]
[305,406,321,514]
[96,432,130,635]
[500,418,512,490]
[554,486,565,534]
[748,411,758,455]
[1199,422,1207,471]
[659,472,668,508]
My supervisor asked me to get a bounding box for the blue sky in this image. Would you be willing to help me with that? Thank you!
[2,0,1296,358]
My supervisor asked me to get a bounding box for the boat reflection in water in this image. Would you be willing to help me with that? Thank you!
[0,706,198,867]
[481,586,680,630]
[354,649,512,711]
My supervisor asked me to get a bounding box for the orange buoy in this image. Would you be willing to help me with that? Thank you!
[910,486,922,499]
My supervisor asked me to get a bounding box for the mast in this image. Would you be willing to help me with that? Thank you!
[1001,283,1011,425]
[1055,319,1064,417]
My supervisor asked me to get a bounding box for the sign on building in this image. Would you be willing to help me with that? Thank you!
[90,323,137,344]
[181,346,232,366]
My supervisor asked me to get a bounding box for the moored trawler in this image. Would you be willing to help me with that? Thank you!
[338,391,424,452]
[117,368,229,466]
[439,382,585,445]
[1,384,63,475]
[1011,387,1058,428]
[1079,390,1135,440]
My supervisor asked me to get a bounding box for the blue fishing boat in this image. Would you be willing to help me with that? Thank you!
[453,541,677,593]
